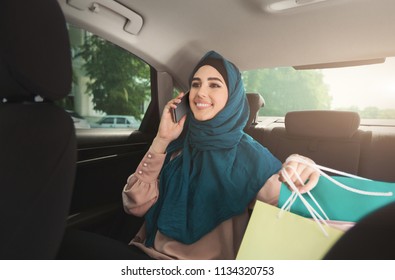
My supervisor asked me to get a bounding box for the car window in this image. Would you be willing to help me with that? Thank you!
[242,57,395,120]
[57,24,151,130]
[101,117,114,124]
[116,117,126,124]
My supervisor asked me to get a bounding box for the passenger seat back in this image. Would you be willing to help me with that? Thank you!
[263,110,370,175]
[359,132,395,182]
[0,0,76,259]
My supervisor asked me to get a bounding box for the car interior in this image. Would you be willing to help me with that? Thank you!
[1,0,76,259]
[2,0,395,260]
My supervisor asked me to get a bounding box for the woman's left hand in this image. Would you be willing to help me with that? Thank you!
[278,154,320,194]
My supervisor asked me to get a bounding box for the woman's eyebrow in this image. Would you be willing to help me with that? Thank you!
[192,77,224,84]
[208,77,224,84]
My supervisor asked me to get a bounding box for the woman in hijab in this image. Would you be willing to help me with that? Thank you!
[122,51,319,259]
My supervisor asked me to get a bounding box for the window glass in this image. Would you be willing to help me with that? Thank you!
[58,24,151,129]
[101,117,114,124]
[117,117,126,124]
[242,57,395,119]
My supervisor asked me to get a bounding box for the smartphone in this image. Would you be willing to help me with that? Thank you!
[171,92,189,123]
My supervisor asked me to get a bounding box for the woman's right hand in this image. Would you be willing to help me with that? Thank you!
[151,92,187,153]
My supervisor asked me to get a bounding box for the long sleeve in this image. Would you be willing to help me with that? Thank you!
[122,148,166,217]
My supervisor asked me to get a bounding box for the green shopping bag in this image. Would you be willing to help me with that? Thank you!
[236,201,344,260]
[279,175,395,222]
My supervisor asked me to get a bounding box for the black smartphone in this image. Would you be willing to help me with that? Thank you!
[171,92,189,123]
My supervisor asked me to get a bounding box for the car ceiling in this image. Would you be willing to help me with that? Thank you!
[59,0,395,87]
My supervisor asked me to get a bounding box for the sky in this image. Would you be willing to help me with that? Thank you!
[322,57,395,110]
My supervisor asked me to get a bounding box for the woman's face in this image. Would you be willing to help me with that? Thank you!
[189,65,228,121]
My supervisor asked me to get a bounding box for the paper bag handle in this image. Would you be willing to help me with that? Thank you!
[285,155,393,197]
[279,155,393,236]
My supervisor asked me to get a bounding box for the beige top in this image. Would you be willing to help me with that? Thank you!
[122,148,281,260]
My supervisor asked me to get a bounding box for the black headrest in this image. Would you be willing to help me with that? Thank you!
[285,110,360,138]
[0,0,71,101]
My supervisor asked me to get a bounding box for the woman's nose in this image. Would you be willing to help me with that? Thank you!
[196,86,207,98]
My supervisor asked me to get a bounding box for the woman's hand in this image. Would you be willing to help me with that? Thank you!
[278,154,320,194]
[151,92,187,153]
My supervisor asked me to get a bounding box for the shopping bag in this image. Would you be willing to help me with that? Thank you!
[279,176,395,222]
[278,157,395,222]
[236,201,344,260]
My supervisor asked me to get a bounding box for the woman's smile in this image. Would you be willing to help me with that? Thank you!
[194,101,213,109]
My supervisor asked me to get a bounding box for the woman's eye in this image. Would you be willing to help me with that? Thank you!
[210,83,221,88]
[191,82,200,88]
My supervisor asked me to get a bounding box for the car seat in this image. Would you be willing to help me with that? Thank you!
[324,201,395,259]
[0,0,76,259]
[263,110,371,175]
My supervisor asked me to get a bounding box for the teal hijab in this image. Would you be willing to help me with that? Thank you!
[145,51,281,246]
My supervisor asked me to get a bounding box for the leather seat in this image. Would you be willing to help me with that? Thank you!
[0,0,76,259]
[325,201,395,259]
[263,110,371,175]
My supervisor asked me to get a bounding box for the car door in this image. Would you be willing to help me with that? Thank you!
[59,24,161,243]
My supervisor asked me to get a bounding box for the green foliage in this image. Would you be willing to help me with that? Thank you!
[242,67,394,119]
[80,35,150,119]
[55,96,74,111]
[242,67,331,116]
[335,106,395,119]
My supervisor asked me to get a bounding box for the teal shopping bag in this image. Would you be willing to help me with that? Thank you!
[279,175,395,222]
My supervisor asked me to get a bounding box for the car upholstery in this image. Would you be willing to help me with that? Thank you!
[0,0,76,259]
